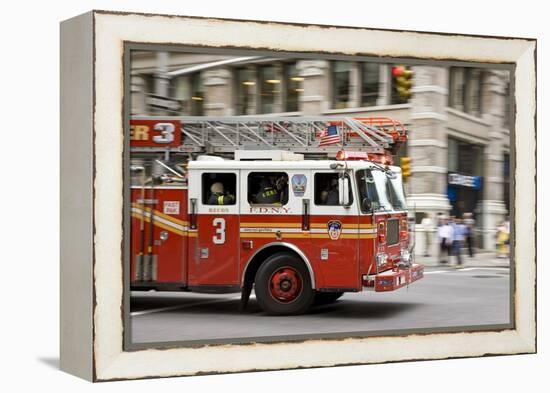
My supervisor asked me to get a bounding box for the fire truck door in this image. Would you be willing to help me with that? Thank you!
[193,170,240,286]
[309,171,360,290]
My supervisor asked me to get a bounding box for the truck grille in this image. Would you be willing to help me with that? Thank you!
[386,219,400,245]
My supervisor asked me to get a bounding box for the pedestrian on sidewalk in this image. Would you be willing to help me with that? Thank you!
[451,218,467,266]
[437,216,453,264]
[421,214,434,257]
[496,219,510,258]
[463,212,475,258]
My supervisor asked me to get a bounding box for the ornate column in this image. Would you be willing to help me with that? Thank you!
[296,60,330,115]
[202,68,233,116]
[478,70,509,250]
[348,62,361,108]
[407,66,452,257]
[376,64,390,106]
[130,73,146,115]
[153,51,170,115]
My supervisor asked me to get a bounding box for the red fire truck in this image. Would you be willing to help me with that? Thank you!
[129,116,424,315]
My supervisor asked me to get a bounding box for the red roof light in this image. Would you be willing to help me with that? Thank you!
[336,151,369,161]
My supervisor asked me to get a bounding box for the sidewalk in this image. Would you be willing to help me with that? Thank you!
[414,250,510,268]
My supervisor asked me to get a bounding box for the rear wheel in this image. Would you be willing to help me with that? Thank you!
[254,252,314,315]
[314,292,344,305]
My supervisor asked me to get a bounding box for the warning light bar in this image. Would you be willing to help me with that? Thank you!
[336,151,369,161]
[369,153,394,166]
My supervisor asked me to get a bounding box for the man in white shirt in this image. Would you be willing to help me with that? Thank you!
[437,217,454,264]
[463,212,476,258]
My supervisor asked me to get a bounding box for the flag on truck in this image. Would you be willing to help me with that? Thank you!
[319,124,340,146]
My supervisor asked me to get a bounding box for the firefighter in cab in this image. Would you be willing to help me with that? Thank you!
[208,182,235,205]
[256,178,280,204]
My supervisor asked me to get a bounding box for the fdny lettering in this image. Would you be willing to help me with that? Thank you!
[249,206,291,214]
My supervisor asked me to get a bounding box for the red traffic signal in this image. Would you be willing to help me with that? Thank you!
[392,65,406,77]
[392,65,413,99]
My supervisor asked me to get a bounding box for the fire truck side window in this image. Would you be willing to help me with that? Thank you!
[201,173,237,205]
[314,173,353,206]
[356,169,379,212]
[247,172,289,205]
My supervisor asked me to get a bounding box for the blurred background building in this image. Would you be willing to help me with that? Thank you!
[130,51,511,253]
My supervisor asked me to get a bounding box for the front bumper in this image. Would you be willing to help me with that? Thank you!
[373,263,424,292]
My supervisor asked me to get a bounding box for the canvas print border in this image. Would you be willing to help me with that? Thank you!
[60,10,536,381]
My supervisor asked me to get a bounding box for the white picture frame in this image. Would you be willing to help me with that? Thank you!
[60,10,536,381]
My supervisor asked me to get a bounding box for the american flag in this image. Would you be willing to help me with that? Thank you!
[319,125,340,146]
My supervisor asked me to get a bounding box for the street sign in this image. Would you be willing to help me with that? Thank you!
[146,94,182,112]
[448,173,482,189]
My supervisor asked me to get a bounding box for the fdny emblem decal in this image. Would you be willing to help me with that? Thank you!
[291,174,307,197]
[327,220,342,240]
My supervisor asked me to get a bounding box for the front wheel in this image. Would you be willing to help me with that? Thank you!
[254,252,314,315]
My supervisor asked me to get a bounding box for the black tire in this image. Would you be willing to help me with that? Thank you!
[254,252,315,315]
[314,292,344,305]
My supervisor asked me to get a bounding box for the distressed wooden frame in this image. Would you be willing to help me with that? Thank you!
[60,10,536,381]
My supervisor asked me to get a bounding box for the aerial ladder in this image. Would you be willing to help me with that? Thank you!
[130,116,407,159]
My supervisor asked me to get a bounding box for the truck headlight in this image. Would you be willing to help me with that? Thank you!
[376,253,387,268]
[400,249,411,265]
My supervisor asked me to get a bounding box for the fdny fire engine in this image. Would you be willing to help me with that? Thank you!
[129,116,424,315]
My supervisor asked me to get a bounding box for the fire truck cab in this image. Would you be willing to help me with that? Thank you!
[131,148,424,315]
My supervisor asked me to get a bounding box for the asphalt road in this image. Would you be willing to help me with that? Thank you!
[130,266,511,345]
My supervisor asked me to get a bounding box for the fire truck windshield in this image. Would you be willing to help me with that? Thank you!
[356,168,407,213]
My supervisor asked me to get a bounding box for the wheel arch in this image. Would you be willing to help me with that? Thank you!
[241,242,316,289]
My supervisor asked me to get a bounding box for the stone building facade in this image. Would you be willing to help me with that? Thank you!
[131,51,511,253]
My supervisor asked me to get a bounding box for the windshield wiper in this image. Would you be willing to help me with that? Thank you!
[370,162,395,177]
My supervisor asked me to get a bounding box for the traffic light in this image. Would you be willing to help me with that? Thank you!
[401,156,411,179]
[392,65,413,100]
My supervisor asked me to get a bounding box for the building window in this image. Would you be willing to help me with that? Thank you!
[464,69,482,116]
[332,61,351,109]
[172,73,204,115]
[360,63,380,106]
[143,74,155,97]
[449,67,484,116]
[449,67,465,110]
[247,172,288,205]
[284,63,302,112]
[258,65,280,114]
[202,173,236,206]
[235,67,256,115]
[447,138,458,173]
[235,62,301,115]
[190,73,204,115]
[503,152,510,213]
[448,137,483,176]
[504,82,511,128]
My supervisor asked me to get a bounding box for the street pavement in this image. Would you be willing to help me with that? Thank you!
[130,258,511,345]
[416,249,510,267]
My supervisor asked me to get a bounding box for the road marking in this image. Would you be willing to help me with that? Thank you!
[456,267,509,272]
[425,267,509,275]
[131,295,241,317]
